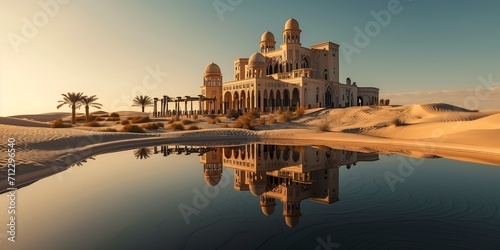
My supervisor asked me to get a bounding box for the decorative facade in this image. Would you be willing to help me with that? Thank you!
[201,18,380,114]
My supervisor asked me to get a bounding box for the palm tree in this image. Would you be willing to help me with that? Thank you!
[133,148,152,159]
[57,92,85,124]
[81,95,103,122]
[132,95,153,112]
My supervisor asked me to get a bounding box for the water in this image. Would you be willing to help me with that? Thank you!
[1,144,500,249]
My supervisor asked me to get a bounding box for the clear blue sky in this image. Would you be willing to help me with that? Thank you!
[1,0,499,115]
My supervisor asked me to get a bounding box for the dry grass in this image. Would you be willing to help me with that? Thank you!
[129,116,151,124]
[232,114,255,130]
[98,128,118,132]
[226,110,240,119]
[220,123,229,128]
[257,117,266,125]
[120,124,145,133]
[168,123,185,130]
[105,117,120,121]
[295,107,305,117]
[317,119,331,131]
[268,115,276,124]
[278,111,293,122]
[181,119,194,125]
[186,125,200,130]
[50,119,73,128]
[120,120,130,125]
[83,121,101,127]
[192,114,198,120]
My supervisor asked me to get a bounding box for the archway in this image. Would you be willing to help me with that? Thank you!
[325,86,333,107]
[283,89,290,109]
[269,90,275,111]
[224,91,232,112]
[233,92,239,111]
[241,90,246,112]
[263,90,268,112]
[276,90,282,108]
[357,96,363,106]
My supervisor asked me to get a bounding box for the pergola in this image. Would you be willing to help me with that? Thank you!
[153,95,216,118]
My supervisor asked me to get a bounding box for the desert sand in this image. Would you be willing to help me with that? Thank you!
[1,103,499,192]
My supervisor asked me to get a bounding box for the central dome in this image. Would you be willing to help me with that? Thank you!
[261,31,275,42]
[284,18,300,30]
[204,62,221,75]
[248,52,266,66]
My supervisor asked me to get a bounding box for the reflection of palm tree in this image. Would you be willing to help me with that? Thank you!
[57,92,85,124]
[133,148,153,159]
[132,95,153,113]
[70,157,96,167]
[81,95,103,122]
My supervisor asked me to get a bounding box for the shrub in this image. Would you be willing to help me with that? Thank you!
[174,115,180,121]
[295,107,305,117]
[187,125,200,130]
[392,118,404,126]
[246,110,260,119]
[317,120,330,131]
[181,119,194,125]
[109,112,120,117]
[99,128,118,132]
[130,116,151,124]
[225,110,240,119]
[208,119,217,124]
[156,122,164,127]
[142,123,160,130]
[120,120,130,125]
[75,116,87,122]
[120,124,145,133]
[168,123,184,130]
[278,111,293,122]
[257,117,266,126]
[105,117,120,121]
[268,115,276,124]
[215,117,221,123]
[220,124,229,128]
[275,107,283,115]
[204,114,216,119]
[83,121,101,127]
[192,114,198,120]
[51,119,73,128]
[167,119,175,124]
[232,114,255,130]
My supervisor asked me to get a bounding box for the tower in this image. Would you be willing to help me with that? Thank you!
[201,62,223,112]
[260,31,276,53]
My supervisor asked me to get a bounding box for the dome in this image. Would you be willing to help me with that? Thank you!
[204,169,222,187]
[284,18,300,30]
[204,62,221,75]
[248,52,266,66]
[249,182,267,196]
[260,197,276,216]
[284,215,300,228]
[261,31,275,42]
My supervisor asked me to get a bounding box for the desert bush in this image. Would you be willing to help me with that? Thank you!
[121,124,145,133]
[392,118,404,126]
[275,107,283,115]
[232,114,255,130]
[99,128,118,132]
[204,114,216,119]
[156,122,164,127]
[181,119,194,125]
[246,110,260,119]
[220,124,229,128]
[174,115,180,121]
[75,115,86,122]
[105,117,120,121]
[317,119,331,131]
[208,119,217,124]
[187,125,200,130]
[295,107,305,117]
[268,115,276,124]
[257,117,266,126]
[192,114,198,120]
[83,121,101,127]
[225,110,240,119]
[130,116,151,124]
[120,120,130,125]
[168,123,184,130]
[51,119,73,128]
[109,112,120,117]
[141,123,160,130]
[278,111,293,122]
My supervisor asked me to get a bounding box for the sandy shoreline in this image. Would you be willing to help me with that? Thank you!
[1,104,499,193]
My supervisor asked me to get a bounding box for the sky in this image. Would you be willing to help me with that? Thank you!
[1,0,499,116]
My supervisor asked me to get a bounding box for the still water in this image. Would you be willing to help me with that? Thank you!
[1,144,500,249]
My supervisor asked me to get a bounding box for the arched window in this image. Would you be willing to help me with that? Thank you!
[324,69,328,80]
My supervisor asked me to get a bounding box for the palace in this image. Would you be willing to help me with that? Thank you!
[200,18,380,114]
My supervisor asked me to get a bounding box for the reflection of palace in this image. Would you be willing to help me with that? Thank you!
[200,144,379,227]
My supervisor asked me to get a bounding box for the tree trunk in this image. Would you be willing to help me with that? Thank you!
[72,106,76,124]
[85,106,90,122]
[142,106,145,112]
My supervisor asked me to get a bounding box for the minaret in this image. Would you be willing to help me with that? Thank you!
[282,18,301,46]
[260,31,276,53]
[201,62,223,113]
